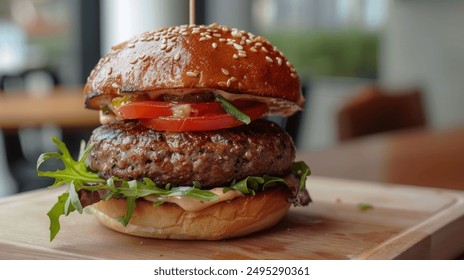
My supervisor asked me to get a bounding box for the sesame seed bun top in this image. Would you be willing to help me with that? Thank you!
[84,23,304,116]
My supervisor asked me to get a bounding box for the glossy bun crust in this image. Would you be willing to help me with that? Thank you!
[90,187,291,240]
[84,23,304,116]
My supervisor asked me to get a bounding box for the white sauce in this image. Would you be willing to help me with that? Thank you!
[99,110,118,124]
[143,187,244,212]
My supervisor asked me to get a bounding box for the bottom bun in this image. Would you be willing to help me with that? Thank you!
[89,187,291,240]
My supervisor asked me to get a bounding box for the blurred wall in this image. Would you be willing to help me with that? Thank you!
[101,0,188,54]
[381,0,464,128]
[205,0,252,31]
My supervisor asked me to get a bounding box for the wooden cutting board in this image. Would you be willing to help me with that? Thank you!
[1,176,464,259]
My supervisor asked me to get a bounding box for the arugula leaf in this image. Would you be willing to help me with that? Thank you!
[262,175,288,189]
[229,177,261,194]
[65,181,83,215]
[47,192,74,241]
[37,137,104,187]
[228,175,290,195]
[357,202,374,211]
[292,161,311,191]
[117,195,136,227]
[215,95,251,124]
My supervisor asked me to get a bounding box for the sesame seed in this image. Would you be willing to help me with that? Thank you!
[129,58,138,64]
[262,46,269,53]
[219,38,226,42]
[212,42,217,49]
[286,61,292,67]
[221,68,230,75]
[205,35,212,39]
[192,29,200,34]
[174,53,181,61]
[111,83,119,89]
[186,71,199,77]
[265,56,273,63]
[255,42,263,46]
[128,43,135,48]
[291,73,298,78]
[139,55,146,60]
[250,47,258,52]
[230,77,237,82]
[233,54,239,59]
[199,37,207,41]
[107,67,112,75]
[238,82,243,89]
[213,33,221,38]
[226,78,233,87]
[246,39,252,45]
[238,52,247,58]
[143,56,150,62]
[161,38,167,44]
[218,81,227,87]
[276,57,282,66]
[160,44,167,50]
[165,45,173,52]
[233,43,243,50]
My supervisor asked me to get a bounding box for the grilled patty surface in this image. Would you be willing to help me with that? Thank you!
[87,119,295,187]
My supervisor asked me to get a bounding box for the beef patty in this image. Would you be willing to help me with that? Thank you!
[87,119,295,187]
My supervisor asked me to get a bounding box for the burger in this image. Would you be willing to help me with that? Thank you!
[38,23,311,241]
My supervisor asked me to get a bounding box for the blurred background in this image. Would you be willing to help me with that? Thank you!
[1,0,464,196]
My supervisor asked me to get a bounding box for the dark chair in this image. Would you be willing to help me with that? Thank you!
[337,85,426,141]
[0,67,60,91]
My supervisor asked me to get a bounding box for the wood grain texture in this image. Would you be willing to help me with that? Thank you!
[1,176,464,260]
[0,87,99,130]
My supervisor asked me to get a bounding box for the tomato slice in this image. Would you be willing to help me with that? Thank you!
[118,101,227,119]
[140,102,267,132]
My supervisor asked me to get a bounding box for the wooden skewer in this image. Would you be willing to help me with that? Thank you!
[189,0,196,25]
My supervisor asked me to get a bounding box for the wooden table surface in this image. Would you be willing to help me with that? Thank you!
[297,125,464,191]
[0,87,99,130]
[1,176,464,260]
